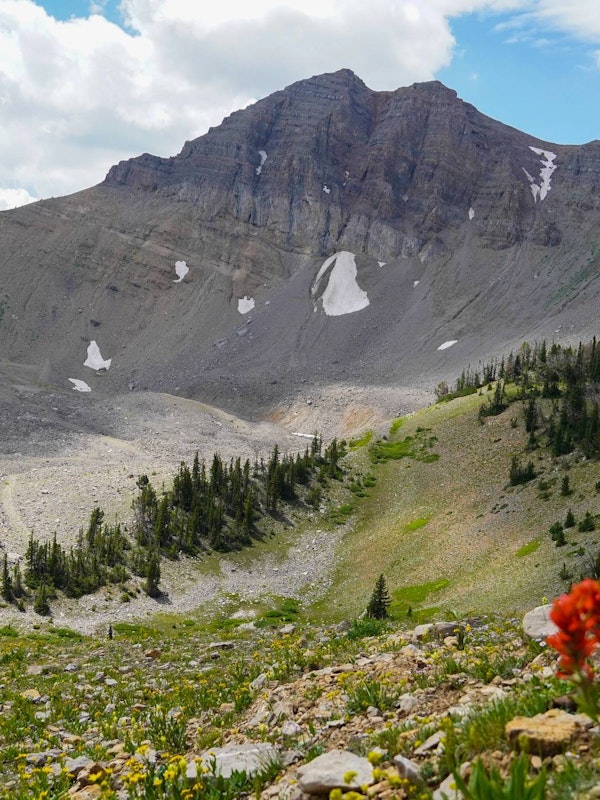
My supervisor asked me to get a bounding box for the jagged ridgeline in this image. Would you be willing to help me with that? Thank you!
[5,435,344,610]
[439,337,600,457]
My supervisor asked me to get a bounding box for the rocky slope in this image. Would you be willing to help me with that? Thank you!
[0,69,599,425]
[2,611,598,800]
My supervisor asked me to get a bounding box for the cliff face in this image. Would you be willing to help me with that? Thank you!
[103,69,600,259]
[0,69,599,415]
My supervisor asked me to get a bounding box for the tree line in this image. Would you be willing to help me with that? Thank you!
[1,435,345,612]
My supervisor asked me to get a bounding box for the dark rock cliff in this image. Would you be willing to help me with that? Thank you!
[103,69,599,261]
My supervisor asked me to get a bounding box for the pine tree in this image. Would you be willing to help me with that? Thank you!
[1,554,13,603]
[366,574,390,620]
[33,583,50,616]
[578,512,596,533]
[144,554,161,598]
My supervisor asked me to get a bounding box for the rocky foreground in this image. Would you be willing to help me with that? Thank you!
[2,605,600,800]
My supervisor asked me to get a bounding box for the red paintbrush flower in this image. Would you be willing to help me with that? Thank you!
[547,579,600,679]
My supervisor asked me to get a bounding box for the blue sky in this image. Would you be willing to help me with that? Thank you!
[0,1,599,208]
[439,12,600,145]
[40,0,122,24]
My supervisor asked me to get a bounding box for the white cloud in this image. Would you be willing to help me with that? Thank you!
[0,0,598,203]
[0,187,38,210]
[494,1,600,43]
[529,1,600,40]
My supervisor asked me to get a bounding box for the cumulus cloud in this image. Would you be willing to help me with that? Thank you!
[0,0,598,207]
[0,188,39,211]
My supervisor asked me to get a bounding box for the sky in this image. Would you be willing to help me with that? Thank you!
[0,0,599,210]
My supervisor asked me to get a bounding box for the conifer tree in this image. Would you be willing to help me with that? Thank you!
[1,554,13,603]
[366,574,391,619]
[33,583,50,616]
[144,554,161,598]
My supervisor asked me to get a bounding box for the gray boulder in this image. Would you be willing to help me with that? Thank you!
[523,605,557,641]
[296,750,374,794]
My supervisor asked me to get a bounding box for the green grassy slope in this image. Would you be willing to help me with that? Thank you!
[309,389,600,621]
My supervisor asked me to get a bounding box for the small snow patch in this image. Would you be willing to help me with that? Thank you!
[292,432,315,439]
[238,296,255,315]
[84,341,111,370]
[255,150,267,176]
[312,251,370,317]
[173,260,189,283]
[438,340,458,351]
[68,379,91,392]
[323,185,331,194]
[378,261,386,267]
[413,280,419,287]
[468,207,475,220]
[523,146,557,202]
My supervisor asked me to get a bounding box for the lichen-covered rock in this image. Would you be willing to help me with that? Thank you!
[505,709,579,756]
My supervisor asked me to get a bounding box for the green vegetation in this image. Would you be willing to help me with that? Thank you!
[450,754,546,800]
[349,430,374,449]
[405,516,430,532]
[369,427,439,464]
[390,579,450,617]
[389,417,404,434]
[515,539,541,558]
[254,597,299,627]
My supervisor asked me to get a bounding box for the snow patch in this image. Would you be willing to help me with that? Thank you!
[413,280,419,287]
[468,207,475,220]
[173,260,189,283]
[69,379,91,392]
[438,340,458,351]
[323,185,331,194]
[523,146,557,202]
[378,261,386,267]
[238,296,255,314]
[312,251,370,317]
[255,150,267,175]
[292,432,314,439]
[84,341,111,370]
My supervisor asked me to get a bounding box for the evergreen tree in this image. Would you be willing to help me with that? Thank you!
[578,512,596,533]
[1,554,13,603]
[366,574,391,620]
[144,554,161,598]
[549,521,566,547]
[564,509,576,529]
[560,475,572,496]
[33,583,50,616]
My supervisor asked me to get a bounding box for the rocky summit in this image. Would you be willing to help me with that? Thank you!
[0,69,599,425]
